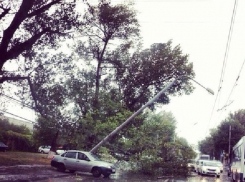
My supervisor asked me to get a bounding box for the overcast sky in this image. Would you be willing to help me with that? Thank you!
[134,0,245,145]
[4,0,245,146]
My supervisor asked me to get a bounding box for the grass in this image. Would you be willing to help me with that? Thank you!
[0,151,51,166]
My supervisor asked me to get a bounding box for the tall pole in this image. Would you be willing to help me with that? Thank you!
[90,76,214,153]
[90,78,178,153]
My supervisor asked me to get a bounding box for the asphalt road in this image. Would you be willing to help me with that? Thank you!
[0,165,232,182]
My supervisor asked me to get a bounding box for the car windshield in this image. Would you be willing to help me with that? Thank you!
[203,162,218,167]
[215,162,222,166]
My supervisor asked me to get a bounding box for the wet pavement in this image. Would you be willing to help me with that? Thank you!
[0,165,232,182]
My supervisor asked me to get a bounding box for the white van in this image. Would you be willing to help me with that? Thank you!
[199,154,210,160]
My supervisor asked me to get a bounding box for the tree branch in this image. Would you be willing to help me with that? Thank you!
[27,0,61,18]
[6,28,51,60]
[0,76,28,83]
[0,0,34,54]
[0,4,10,20]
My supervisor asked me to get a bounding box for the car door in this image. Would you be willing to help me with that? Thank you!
[75,152,93,172]
[63,152,77,170]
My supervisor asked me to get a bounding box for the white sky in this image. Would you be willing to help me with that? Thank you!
[134,0,245,145]
[3,0,245,146]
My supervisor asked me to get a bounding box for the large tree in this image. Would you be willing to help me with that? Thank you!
[119,41,195,111]
[0,0,80,102]
[75,0,140,107]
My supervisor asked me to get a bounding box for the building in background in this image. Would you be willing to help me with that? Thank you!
[0,115,34,132]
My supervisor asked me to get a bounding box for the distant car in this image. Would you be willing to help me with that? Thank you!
[187,159,195,171]
[0,142,8,152]
[199,160,221,177]
[51,150,116,177]
[56,147,66,155]
[195,159,208,173]
[38,146,51,154]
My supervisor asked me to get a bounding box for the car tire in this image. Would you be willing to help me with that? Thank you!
[41,150,44,154]
[92,167,102,177]
[57,163,66,172]
[69,170,76,173]
[216,175,220,178]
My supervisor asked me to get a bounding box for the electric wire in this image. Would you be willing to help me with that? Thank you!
[0,109,35,124]
[215,59,245,124]
[206,0,238,134]
[1,93,34,110]
[0,94,36,124]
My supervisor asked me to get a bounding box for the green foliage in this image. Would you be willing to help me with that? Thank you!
[76,0,140,107]
[0,0,81,78]
[75,107,132,151]
[119,41,195,111]
[0,118,33,151]
[123,111,195,176]
[32,116,60,147]
[199,109,245,159]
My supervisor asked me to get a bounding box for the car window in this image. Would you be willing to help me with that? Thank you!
[77,152,89,161]
[65,152,77,159]
[203,162,217,167]
[42,146,50,149]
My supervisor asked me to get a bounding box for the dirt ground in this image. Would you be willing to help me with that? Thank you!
[0,164,72,181]
[0,151,50,166]
[0,151,67,181]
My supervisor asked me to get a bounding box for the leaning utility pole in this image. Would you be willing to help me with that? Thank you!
[90,76,214,153]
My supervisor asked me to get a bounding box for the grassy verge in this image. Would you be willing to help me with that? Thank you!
[0,151,51,166]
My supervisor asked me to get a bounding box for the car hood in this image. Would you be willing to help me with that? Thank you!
[92,160,115,168]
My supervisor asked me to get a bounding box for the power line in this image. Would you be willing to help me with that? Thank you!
[0,109,35,124]
[0,93,34,110]
[206,0,238,133]
[216,58,245,119]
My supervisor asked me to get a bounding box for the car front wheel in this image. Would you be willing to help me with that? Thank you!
[92,167,102,177]
[57,163,66,172]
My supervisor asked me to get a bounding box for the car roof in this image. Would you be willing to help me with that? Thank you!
[0,142,8,147]
[66,150,90,154]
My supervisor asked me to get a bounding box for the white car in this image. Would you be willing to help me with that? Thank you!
[51,150,116,177]
[213,160,223,173]
[38,145,66,154]
[199,160,221,177]
[38,145,51,154]
[195,159,207,173]
[56,148,66,155]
